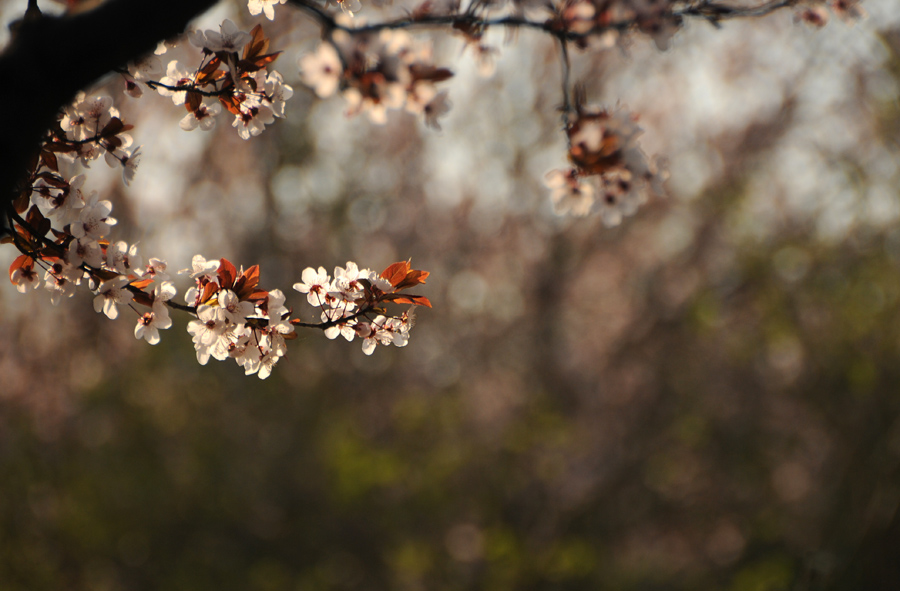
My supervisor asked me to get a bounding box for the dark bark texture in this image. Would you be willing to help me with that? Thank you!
[0,0,218,233]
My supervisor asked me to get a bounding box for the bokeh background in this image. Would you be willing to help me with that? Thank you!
[2,0,900,589]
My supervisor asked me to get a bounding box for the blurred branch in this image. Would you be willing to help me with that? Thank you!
[290,0,799,38]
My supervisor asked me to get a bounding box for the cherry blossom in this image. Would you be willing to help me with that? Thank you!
[188,255,221,280]
[156,61,195,106]
[248,0,287,20]
[229,330,261,375]
[106,241,142,274]
[70,192,116,240]
[219,289,254,324]
[265,72,294,118]
[190,19,252,53]
[545,169,595,217]
[299,43,343,99]
[300,30,454,128]
[323,308,358,341]
[93,276,132,320]
[139,258,171,283]
[10,259,40,293]
[67,238,104,268]
[187,305,231,365]
[128,55,163,82]
[134,282,176,345]
[44,261,81,306]
[232,96,276,140]
[358,316,394,355]
[32,174,87,224]
[423,90,452,131]
[180,102,221,131]
[61,93,117,142]
[294,266,332,307]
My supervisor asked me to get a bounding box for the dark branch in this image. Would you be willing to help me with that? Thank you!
[0,0,218,235]
[289,0,799,38]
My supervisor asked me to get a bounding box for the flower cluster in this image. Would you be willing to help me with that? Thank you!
[299,28,454,129]
[6,85,430,380]
[46,92,141,184]
[292,260,430,355]
[5,152,175,343]
[183,256,295,378]
[544,104,665,226]
[129,20,292,140]
[544,0,682,50]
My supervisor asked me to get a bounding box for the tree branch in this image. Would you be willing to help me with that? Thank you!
[0,0,218,235]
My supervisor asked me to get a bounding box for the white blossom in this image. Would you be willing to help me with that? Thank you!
[191,19,251,53]
[70,193,116,240]
[93,276,132,320]
[293,266,332,307]
[299,43,342,99]
[180,102,221,131]
[248,0,287,20]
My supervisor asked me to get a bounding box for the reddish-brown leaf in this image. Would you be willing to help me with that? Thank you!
[35,171,67,188]
[234,265,261,298]
[100,117,125,137]
[243,24,269,61]
[252,52,282,69]
[198,56,222,79]
[380,293,433,308]
[394,269,430,291]
[131,291,153,308]
[219,95,243,116]
[93,269,120,282]
[9,254,33,282]
[40,149,59,172]
[130,278,154,290]
[186,90,203,113]
[200,281,219,304]
[218,258,237,288]
[13,190,30,214]
[381,260,412,287]
[44,141,77,153]
[26,206,51,238]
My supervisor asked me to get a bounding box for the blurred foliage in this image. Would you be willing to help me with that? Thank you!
[4,195,900,591]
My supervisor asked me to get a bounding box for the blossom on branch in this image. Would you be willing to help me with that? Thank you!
[299,43,342,98]
[248,0,287,20]
[299,29,454,128]
[9,256,40,294]
[134,282,176,345]
[93,276,132,320]
[44,259,82,306]
[189,19,252,54]
[180,101,221,131]
[545,103,665,225]
[8,0,837,381]
[157,61,196,106]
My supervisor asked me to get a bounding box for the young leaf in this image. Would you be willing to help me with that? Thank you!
[9,254,33,283]
[218,258,238,289]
